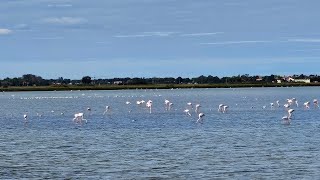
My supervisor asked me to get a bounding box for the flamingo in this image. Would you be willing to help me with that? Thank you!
[282,109,294,120]
[73,113,87,123]
[303,101,310,109]
[218,104,224,112]
[313,99,319,108]
[197,113,205,123]
[136,100,145,105]
[23,114,28,121]
[284,103,290,109]
[195,104,201,113]
[292,98,299,107]
[168,102,173,110]
[146,100,152,113]
[165,99,170,111]
[287,99,293,105]
[288,98,298,107]
[276,100,280,107]
[165,99,170,105]
[184,109,191,116]
[270,103,274,109]
[126,101,132,112]
[103,106,110,115]
[222,105,229,113]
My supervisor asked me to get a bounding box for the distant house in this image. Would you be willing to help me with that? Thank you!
[277,80,282,84]
[256,78,263,81]
[282,76,295,82]
[113,81,123,85]
[294,79,311,83]
[281,76,310,83]
[287,77,295,82]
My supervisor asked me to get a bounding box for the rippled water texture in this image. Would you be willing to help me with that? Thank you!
[0,87,320,179]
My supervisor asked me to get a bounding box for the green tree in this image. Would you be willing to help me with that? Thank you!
[207,75,220,83]
[22,74,44,86]
[81,76,92,84]
[176,77,183,84]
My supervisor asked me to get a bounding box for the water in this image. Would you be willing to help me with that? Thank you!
[0,87,320,179]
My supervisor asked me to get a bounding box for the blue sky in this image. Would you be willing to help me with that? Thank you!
[1,0,320,79]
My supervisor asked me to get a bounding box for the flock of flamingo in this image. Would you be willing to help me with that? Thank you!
[275,98,318,120]
[21,96,319,125]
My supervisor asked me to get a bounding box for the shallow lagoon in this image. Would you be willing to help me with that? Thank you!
[0,87,319,179]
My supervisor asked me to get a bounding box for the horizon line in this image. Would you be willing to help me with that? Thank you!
[0,73,318,80]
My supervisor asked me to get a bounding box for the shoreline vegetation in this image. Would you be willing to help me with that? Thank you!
[1,83,320,92]
[1,74,320,92]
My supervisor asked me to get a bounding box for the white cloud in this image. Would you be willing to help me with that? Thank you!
[288,38,320,43]
[181,32,224,37]
[43,17,87,25]
[223,2,244,6]
[15,24,28,29]
[47,4,73,8]
[291,48,320,52]
[95,41,110,45]
[201,40,273,45]
[114,34,152,38]
[143,31,177,37]
[114,31,177,38]
[13,24,33,32]
[33,37,64,40]
[0,28,12,35]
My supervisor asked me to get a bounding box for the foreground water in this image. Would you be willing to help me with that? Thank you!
[0,87,319,179]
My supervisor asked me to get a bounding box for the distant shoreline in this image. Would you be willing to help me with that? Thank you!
[1,83,320,92]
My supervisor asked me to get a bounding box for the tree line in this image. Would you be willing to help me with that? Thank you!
[0,74,320,87]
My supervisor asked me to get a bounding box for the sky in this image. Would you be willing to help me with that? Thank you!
[1,0,320,79]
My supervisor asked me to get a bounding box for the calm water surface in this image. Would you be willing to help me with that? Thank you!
[0,87,320,179]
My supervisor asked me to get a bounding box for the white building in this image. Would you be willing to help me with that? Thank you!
[294,79,311,83]
[113,81,123,85]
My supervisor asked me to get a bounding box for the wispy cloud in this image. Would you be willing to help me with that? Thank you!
[114,31,177,38]
[114,34,152,38]
[143,31,177,36]
[291,48,320,52]
[32,37,64,40]
[47,4,73,8]
[114,31,223,38]
[180,32,224,37]
[223,2,245,6]
[162,56,320,66]
[15,24,28,29]
[43,17,87,25]
[13,24,34,32]
[95,41,110,44]
[288,38,320,43]
[0,28,12,35]
[201,40,273,45]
